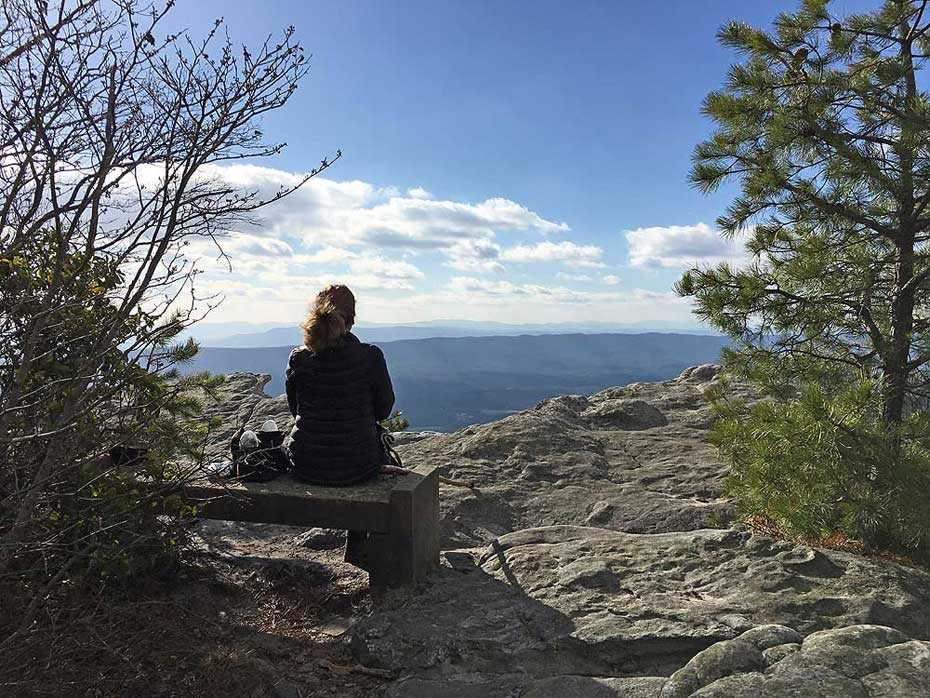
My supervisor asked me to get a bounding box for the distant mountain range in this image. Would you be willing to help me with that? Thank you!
[190,319,716,348]
[184,332,728,432]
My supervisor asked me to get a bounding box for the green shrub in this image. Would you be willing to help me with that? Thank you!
[380,411,410,432]
[0,229,220,597]
[711,378,930,558]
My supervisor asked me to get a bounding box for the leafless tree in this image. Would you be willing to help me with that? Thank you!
[0,0,337,646]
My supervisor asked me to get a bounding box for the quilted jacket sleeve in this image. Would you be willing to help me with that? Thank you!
[369,346,395,422]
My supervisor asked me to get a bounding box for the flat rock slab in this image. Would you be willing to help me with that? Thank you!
[199,368,930,695]
[395,368,753,547]
[352,527,930,681]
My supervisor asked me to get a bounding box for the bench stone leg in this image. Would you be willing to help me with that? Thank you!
[366,467,439,587]
[345,530,372,569]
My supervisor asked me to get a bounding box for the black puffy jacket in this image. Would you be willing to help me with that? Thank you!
[285,332,395,485]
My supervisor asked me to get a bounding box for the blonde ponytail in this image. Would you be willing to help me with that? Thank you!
[301,284,356,352]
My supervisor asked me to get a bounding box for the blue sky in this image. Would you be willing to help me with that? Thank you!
[169,0,874,325]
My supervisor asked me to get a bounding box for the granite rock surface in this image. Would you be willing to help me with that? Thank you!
[198,366,930,696]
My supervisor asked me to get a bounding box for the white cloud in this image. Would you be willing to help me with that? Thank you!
[348,256,424,281]
[195,245,424,298]
[326,274,418,291]
[249,269,419,295]
[407,186,433,200]
[296,246,358,264]
[198,165,569,252]
[556,272,592,282]
[342,196,568,249]
[448,276,519,295]
[187,232,293,260]
[625,222,748,268]
[198,270,698,326]
[176,165,594,307]
[448,276,623,304]
[602,274,621,285]
[499,241,606,268]
[445,240,609,274]
[626,288,687,303]
[165,164,706,326]
[444,239,504,272]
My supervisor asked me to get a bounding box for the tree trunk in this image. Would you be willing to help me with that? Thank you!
[883,14,918,427]
[882,225,916,426]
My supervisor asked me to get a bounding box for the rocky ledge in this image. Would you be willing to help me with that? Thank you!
[199,366,930,696]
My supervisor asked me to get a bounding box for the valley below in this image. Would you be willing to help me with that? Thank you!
[186,332,730,431]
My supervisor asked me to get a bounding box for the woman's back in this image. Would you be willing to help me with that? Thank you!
[285,332,395,485]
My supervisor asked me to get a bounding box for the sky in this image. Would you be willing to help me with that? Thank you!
[166,0,875,326]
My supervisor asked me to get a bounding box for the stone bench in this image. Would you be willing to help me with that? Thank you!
[180,464,440,587]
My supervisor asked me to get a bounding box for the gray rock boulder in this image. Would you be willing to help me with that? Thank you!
[663,624,930,697]
[677,364,720,382]
[581,398,669,430]
[292,528,346,550]
[659,624,803,697]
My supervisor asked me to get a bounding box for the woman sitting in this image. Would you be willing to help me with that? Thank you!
[285,284,396,485]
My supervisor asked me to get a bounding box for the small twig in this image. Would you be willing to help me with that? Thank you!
[438,475,476,489]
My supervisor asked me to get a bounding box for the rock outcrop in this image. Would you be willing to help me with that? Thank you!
[396,365,750,547]
[662,624,930,698]
[198,366,930,696]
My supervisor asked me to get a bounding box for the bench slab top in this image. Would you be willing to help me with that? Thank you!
[184,463,436,505]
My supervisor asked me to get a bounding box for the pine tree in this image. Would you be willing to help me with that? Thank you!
[677,0,930,427]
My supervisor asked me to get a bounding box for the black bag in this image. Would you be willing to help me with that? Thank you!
[229,429,287,482]
[258,430,291,474]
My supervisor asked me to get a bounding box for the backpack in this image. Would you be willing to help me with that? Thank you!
[228,427,288,482]
[257,430,291,474]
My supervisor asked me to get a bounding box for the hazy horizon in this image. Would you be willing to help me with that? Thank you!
[186,317,719,348]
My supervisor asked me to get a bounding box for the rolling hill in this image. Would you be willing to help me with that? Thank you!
[192,319,714,348]
[185,332,729,431]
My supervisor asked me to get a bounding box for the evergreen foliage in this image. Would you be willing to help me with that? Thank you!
[709,378,930,553]
[678,0,930,556]
[380,411,411,432]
